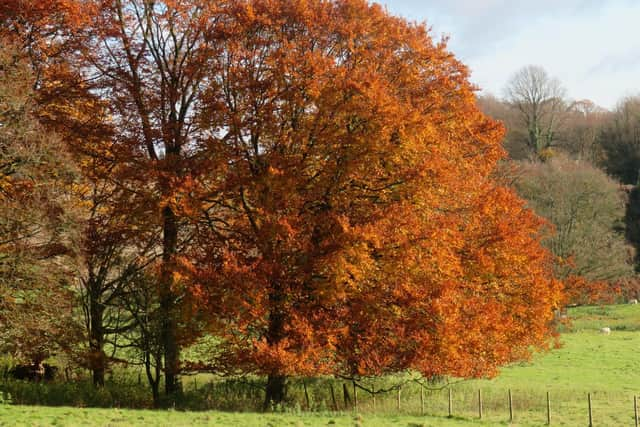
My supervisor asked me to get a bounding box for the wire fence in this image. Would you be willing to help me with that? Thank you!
[249,378,640,426]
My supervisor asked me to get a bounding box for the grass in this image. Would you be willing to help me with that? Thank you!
[1,303,640,426]
[453,303,640,425]
[0,405,496,426]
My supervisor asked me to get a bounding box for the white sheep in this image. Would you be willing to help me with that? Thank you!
[600,327,611,335]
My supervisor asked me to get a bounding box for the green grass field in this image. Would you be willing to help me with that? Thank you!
[449,303,640,425]
[1,304,639,426]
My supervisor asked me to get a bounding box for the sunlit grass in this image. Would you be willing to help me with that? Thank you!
[2,304,640,426]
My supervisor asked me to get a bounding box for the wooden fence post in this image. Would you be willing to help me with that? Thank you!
[547,391,551,425]
[343,383,351,408]
[372,384,376,411]
[397,386,401,411]
[588,393,593,427]
[353,381,358,412]
[478,389,483,419]
[330,383,338,411]
[634,395,639,427]
[420,384,424,416]
[508,389,513,422]
[303,380,310,410]
[448,388,452,418]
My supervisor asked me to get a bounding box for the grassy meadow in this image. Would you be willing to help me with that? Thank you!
[1,304,640,426]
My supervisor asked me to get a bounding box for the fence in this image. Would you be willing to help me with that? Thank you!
[244,378,640,426]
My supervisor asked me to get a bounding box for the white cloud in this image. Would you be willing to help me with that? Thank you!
[378,0,640,109]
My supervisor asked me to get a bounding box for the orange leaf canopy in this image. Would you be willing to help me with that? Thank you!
[184,0,563,379]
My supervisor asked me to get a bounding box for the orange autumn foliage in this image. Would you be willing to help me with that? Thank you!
[176,0,565,391]
[564,275,621,306]
[0,0,92,75]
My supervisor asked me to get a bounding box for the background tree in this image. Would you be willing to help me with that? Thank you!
[504,65,568,159]
[477,94,530,160]
[3,0,224,401]
[515,155,635,284]
[589,98,640,274]
[598,96,640,185]
[66,0,226,399]
[0,38,81,365]
[2,0,168,392]
[37,67,163,387]
[0,0,89,87]
[561,99,608,163]
[119,273,165,405]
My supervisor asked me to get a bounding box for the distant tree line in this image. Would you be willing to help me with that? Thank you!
[480,65,640,301]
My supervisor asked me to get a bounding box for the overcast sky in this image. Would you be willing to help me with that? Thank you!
[378,0,640,110]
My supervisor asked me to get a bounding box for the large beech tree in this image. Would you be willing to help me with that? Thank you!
[180,0,563,407]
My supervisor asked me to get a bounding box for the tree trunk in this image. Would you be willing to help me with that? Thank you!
[264,374,287,411]
[88,279,105,387]
[145,350,161,408]
[263,283,287,410]
[343,383,352,407]
[160,205,181,401]
[150,380,160,408]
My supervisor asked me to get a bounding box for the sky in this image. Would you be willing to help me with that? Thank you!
[378,0,640,110]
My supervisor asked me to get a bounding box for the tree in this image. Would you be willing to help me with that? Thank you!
[118,272,165,404]
[598,96,640,185]
[478,95,607,163]
[181,0,563,407]
[5,0,222,400]
[594,97,640,274]
[36,65,163,387]
[2,1,167,391]
[504,65,568,159]
[0,0,89,86]
[477,94,530,160]
[515,155,634,285]
[69,159,161,387]
[561,99,608,163]
[61,0,223,399]
[0,38,81,364]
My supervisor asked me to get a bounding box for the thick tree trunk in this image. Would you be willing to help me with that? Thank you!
[160,205,181,401]
[263,284,286,410]
[92,369,104,387]
[150,380,160,407]
[264,375,287,411]
[88,279,105,387]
